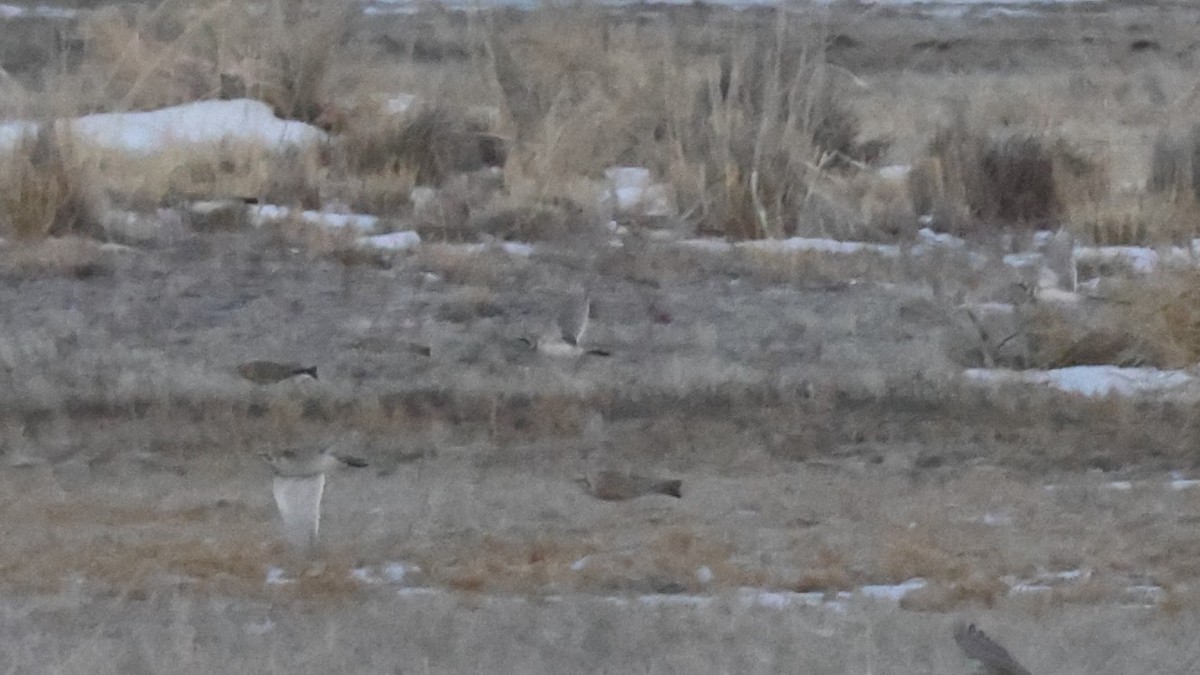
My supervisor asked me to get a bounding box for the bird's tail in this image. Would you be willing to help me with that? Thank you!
[654,479,683,498]
[337,455,369,468]
[296,366,318,380]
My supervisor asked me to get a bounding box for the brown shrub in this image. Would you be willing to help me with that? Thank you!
[910,113,1107,234]
[337,106,502,186]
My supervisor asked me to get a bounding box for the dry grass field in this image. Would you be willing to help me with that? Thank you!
[4,0,1200,672]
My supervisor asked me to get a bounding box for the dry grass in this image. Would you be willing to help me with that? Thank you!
[909,112,1108,235]
[7,4,1200,670]
[0,126,103,241]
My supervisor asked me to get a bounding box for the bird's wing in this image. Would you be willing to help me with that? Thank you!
[272,474,325,552]
[954,624,1032,675]
[557,294,590,346]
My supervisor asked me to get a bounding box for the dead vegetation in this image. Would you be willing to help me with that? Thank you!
[908,111,1108,236]
[0,125,102,241]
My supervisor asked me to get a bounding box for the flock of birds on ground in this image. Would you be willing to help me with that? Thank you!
[237,290,1034,674]
[241,290,679,551]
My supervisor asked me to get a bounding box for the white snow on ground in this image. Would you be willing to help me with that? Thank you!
[260,561,1166,617]
[0,99,325,155]
[0,3,76,19]
[1073,245,1161,274]
[964,366,1197,398]
[361,231,421,251]
[604,166,674,218]
[424,241,535,257]
[385,93,419,116]
[859,577,927,601]
[248,205,381,233]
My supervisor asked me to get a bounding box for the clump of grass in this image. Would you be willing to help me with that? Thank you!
[909,110,1107,234]
[675,31,870,239]
[337,105,503,187]
[489,12,887,241]
[0,125,102,241]
[993,268,1200,370]
[68,0,351,122]
[1148,127,1200,201]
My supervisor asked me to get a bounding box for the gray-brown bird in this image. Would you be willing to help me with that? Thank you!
[574,471,682,501]
[953,623,1032,675]
[238,360,318,384]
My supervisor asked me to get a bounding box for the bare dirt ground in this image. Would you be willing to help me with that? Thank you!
[2,0,1200,673]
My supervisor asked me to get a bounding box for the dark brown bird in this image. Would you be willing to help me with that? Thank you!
[953,623,1032,675]
[237,361,318,384]
[574,471,682,501]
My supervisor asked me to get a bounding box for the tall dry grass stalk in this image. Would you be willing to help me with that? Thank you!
[64,0,351,120]
[488,12,878,240]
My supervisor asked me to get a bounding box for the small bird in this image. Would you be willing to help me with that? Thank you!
[574,471,682,501]
[953,623,1032,675]
[237,360,318,384]
[518,291,612,357]
[557,292,591,347]
[259,446,368,554]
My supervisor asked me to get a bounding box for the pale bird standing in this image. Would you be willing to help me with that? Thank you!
[238,360,318,384]
[953,623,1032,675]
[520,291,611,357]
[259,446,368,553]
[575,470,682,501]
[558,291,591,346]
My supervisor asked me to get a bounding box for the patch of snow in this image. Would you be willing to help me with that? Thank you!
[678,239,734,253]
[248,205,380,233]
[960,301,1015,315]
[964,366,1196,398]
[1104,481,1133,491]
[916,227,966,249]
[604,166,674,217]
[740,237,901,257]
[1006,568,1088,595]
[97,242,138,254]
[1171,478,1200,490]
[384,562,417,583]
[361,231,421,251]
[0,100,325,156]
[0,3,76,19]
[264,566,294,586]
[1002,251,1043,268]
[243,619,275,636]
[1125,584,1165,601]
[1074,245,1159,274]
[570,556,590,572]
[410,187,438,213]
[499,241,535,257]
[877,164,911,181]
[351,567,379,584]
[981,512,1013,526]
[605,167,652,191]
[385,93,418,116]
[637,594,712,608]
[696,566,714,584]
[396,587,441,598]
[859,578,925,601]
